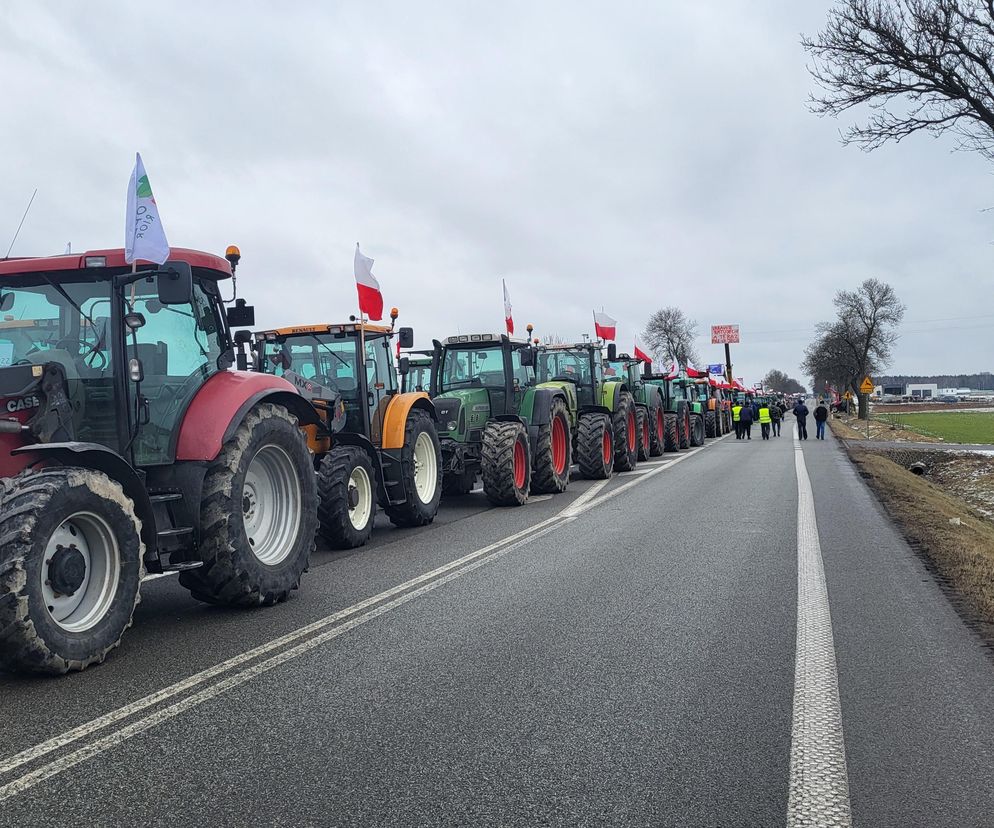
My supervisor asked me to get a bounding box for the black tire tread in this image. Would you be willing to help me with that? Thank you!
[317,446,376,549]
[384,408,443,527]
[481,421,530,506]
[531,398,572,495]
[576,412,613,479]
[613,391,638,472]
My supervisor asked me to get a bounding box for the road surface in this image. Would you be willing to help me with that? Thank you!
[2,426,993,827]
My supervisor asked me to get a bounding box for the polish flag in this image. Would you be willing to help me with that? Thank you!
[354,243,383,321]
[634,339,651,364]
[503,279,513,335]
[593,311,617,341]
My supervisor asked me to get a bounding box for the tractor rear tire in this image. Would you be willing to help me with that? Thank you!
[636,407,650,462]
[649,407,665,457]
[663,412,680,452]
[576,413,613,479]
[442,470,476,497]
[180,402,316,607]
[482,421,531,506]
[690,414,705,446]
[317,446,376,549]
[678,411,691,450]
[0,468,144,675]
[531,397,572,495]
[705,410,717,438]
[613,391,638,472]
[385,409,442,527]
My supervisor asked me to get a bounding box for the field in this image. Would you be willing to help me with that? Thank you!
[877,411,994,444]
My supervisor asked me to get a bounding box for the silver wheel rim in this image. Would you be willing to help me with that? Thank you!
[412,431,438,504]
[348,464,373,530]
[42,512,120,632]
[242,445,302,565]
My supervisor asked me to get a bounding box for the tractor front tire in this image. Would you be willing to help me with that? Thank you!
[613,391,638,472]
[0,468,144,675]
[649,407,665,457]
[317,446,376,549]
[577,412,614,479]
[531,397,572,495]
[181,402,317,607]
[663,412,680,452]
[678,411,691,450]
[690,414,705,447]
[705,410,717,438]
[636,407,650,462]
[482,421,531,506]
[384,409,442,527]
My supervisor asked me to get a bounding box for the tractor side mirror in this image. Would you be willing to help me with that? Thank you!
[398,327,414,349]
[124,312,146,331]
[0,293,13,312]
[607,343,617,361]
[156,261,193,305]
[226,298,256,328]
[398,356,410,376]
[520,346,535,367]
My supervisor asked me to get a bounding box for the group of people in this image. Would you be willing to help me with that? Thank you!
[732,397,830,441]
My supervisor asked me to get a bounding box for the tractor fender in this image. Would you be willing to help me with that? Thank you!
[11,442,156,555]
[580,404,611,418]
[382,393,436,451]
[177,372,320,462]
[523,387,565,427]
[601,382,619,412]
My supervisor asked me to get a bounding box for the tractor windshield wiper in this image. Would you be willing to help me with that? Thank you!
[305,334,353,372]
[40,276,106,365]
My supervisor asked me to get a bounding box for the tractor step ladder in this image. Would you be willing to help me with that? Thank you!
[148,491,202,571]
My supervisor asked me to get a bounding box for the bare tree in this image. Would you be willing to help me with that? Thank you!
[803,1,994,159]
[642,307,700,367]
[762,369,807,395]
[803,279,905,418]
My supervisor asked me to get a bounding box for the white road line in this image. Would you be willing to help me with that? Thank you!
[0,434,728,797]
[787,426,852,826]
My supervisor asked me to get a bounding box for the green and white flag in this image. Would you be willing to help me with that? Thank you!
[124,152,170,264]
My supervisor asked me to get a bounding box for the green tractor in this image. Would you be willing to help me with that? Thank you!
[642,370,692,452]
[603,353,665,459]
[400,349,433,394]
[431,333,576,506]
[669,376,707,447]
[535,342,639,477]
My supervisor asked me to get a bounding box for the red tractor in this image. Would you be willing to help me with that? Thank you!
[0,247,320,674]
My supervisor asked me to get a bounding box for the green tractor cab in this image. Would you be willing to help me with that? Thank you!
[535,342,639,476]
[400,349,433,394]
[670,376,708,447]
[432,333,575,505]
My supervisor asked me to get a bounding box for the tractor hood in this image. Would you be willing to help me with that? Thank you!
[433,388,491,440]
[0,363,45,478]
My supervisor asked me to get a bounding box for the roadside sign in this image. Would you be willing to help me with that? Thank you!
[711,324,740,344]
[843,391,853,400]
[707,363,724,375]
[860,376,874,394]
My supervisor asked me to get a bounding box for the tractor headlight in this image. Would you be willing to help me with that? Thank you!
[447,420,457,431]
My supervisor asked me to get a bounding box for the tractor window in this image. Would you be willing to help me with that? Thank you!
[439,346,505,392]
[537,349,591,384]
[262,336,359,398]
[127,279,225,466]
[410,362,432,393]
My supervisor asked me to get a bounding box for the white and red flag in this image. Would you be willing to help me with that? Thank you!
[502,279,513,335]
[354,243,383,321]
[634,339,651,364]
[593,311,617,341]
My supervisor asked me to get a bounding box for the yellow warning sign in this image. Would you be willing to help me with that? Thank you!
[859,376,874,394]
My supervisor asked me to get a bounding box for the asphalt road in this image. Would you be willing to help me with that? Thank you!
[2,424,993,826]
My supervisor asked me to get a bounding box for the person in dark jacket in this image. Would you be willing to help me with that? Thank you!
[739,401,754,439]
[814,401,829,439]
[770,403,782,437]
[793,401,809,440]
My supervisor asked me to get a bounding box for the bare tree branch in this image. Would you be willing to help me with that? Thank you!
[641,307,700,367]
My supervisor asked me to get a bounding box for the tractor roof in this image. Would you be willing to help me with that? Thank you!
[0,247,232,278]
[255,323,393,339]
[539,342,599,352]
[440,333,528,346]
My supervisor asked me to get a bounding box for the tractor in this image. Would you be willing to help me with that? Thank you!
[0,247,320,675]
[669,376,707,447]
[642,370,692,452]
[603,353,665,459]
[534,342,639,477]
[253,315,442,549]
[430,332,575,506]
[400,349,432,394]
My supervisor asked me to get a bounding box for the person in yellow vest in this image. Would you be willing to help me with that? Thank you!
[758,402,772,440]
[732,402,743,439]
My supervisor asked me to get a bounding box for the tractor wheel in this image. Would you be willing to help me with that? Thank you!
[385,409,442,527]
[690,414,705,446]
[180,402,316,607]
[442,470,476,497]
[576,412,614,479]
[663,412,680,452]
[317,446,376,549]
[613,391,638,472]
[481,421,531,506]
[636,407,650,462]
[0,468,144,675]
[705,410,717,438]
[678,411,691,450]
[649,407,665,457]
[531,397,572,494]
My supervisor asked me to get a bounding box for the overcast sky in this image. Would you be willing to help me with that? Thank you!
[1,1,992,385]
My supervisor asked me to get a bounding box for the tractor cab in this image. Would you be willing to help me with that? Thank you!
[535,343,603,408]
[401,349,433,394]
